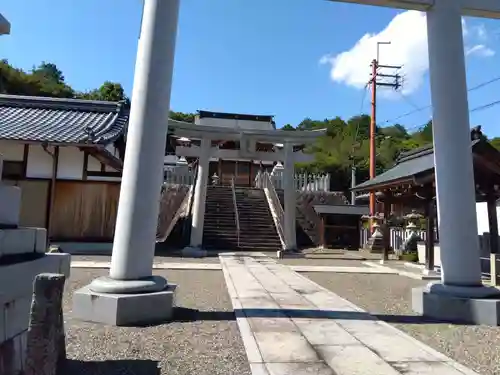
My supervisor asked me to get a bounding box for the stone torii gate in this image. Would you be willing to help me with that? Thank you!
[74,0,500,326]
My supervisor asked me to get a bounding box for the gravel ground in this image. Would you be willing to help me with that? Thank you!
[64,269,250,375]
[305,272,500,375]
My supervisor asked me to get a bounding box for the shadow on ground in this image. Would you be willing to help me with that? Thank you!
[63,359,160,375]
[235,308,471,325]
[122,306,470,327]
[127,307,236,327]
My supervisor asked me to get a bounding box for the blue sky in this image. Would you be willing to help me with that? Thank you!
[1,0,500,135]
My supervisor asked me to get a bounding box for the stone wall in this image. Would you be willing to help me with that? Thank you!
[156,183,190,242]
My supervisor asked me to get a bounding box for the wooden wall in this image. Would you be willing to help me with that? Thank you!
[3,179,49,228]
[50,181,120,241]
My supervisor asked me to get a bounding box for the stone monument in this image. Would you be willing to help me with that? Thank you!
[0,154,71,374]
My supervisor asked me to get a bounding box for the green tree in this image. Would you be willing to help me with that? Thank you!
[77,81,129,104]
[281,124,295,131]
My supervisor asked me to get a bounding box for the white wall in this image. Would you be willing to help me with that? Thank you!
[0,141,120,181]
[195,116,274,131]
[476,202,500,235]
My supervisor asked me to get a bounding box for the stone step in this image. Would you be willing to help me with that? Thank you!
[0,227,47,257]
[203,232,281,241]
[204,222,277,230]
[203,242,281,251]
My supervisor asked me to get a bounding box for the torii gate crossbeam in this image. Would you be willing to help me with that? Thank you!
[329,0,500,18]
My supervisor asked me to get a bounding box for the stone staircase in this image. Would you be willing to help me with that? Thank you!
[202,186,281,251]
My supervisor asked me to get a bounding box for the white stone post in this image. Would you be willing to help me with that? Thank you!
[426,1,484,290]
[189,138,211,248]
[283,143,297,251]
[73,0,181,326]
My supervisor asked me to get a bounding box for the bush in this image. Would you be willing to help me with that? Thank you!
[399,252,418,262]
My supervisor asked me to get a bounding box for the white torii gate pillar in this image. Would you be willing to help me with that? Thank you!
[332,0,500,324]
[283,143,297,251]
[182,138,211,257]
[73,0,181,326]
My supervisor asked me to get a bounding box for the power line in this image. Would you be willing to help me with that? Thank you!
[399,98,500,135]
[380,74,500,124]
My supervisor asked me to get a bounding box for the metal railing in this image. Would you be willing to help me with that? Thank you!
[230,176,241,248]
[260,171,285,242]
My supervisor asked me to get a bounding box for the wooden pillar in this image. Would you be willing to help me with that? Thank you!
[218,159,222,182]
[424,199,435,272]
[382,199,391,262]
[487,192,499,285]
[46,146,59,239]
[249,161,252,187]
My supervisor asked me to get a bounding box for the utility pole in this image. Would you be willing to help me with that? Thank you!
[351,166,356,205]
[368,42,401,222]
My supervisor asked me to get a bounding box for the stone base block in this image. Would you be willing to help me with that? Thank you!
[0,185,21,227]
[0,227,47,257]
[72,284,177,326]
[181,246,207,258]
[412,286,500,326]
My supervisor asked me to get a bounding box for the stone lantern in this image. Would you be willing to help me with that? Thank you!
[361,213,385,253]
[211,173,220,186]
[402,210,423,252]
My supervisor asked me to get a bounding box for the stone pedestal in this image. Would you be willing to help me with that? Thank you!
[73,284,177,326]
[412,283,500,326]
[0,154,71,374]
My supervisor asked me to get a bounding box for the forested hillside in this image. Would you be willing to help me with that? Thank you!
[1,60,499,192]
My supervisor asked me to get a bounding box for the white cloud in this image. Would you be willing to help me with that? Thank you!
[466,44,495,57]
[320,11,495,96]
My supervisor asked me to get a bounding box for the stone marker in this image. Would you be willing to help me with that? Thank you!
[24,273,66,375]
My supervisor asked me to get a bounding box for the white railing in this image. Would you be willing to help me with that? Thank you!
[256,171,285,246]
[230,177,240,248]
[360,227,435,250]
[164,167,195,185]
[269,171,330,192]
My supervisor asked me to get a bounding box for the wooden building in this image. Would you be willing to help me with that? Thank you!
[314,204,369,250]
[0,94,128,242]
[352,127,500,280]
[168,111,309,187]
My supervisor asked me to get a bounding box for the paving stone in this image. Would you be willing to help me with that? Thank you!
[316,345,401,375]
[265,362,335,375]
[391,361,474,375]
[254,331,320,363]
[337,319,441,363]
[249,363,270,375]
[248,316,298,333]
[292,318,359,346]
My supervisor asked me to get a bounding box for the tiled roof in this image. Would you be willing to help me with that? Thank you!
[0,94,129,145]
[353,137,483,192]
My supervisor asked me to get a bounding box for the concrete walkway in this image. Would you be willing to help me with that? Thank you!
[220,254,479,375]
